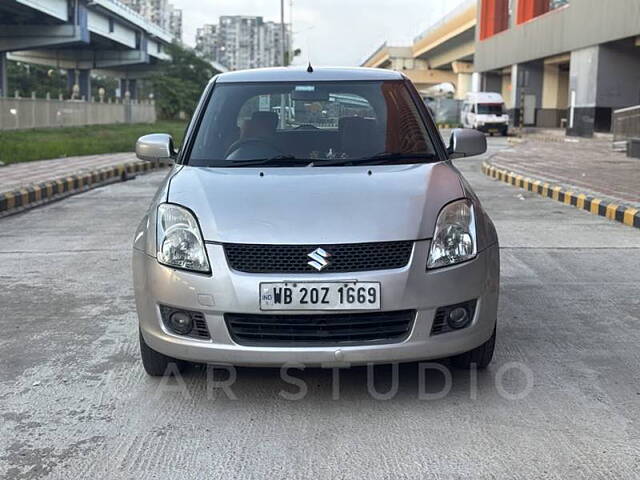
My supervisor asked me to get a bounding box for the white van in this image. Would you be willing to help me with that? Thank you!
[461,92,509,136]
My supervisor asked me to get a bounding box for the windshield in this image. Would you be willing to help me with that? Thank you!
[477,103,505,115]
[188,80,436,167]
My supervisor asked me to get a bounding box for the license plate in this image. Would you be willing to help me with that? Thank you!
[260,282,381,311]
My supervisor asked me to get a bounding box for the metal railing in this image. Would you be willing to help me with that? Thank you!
[0,95,156,130]
[612,105,640,143]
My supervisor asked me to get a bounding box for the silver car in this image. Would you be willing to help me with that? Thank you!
[132,67,499,376]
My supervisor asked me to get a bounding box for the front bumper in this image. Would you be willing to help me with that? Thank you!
[133,241,500,366]
[477,123,508,133]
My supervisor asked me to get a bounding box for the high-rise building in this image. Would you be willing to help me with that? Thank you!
[167,4,182,42]
[121,0,183,42]
[195,16,291,71]
[195,24,219,62]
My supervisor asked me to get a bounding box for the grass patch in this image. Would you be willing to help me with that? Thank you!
[0,121,187,165]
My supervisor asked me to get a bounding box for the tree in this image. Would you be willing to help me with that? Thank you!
[151,43,216,119]
[7,62,66,98]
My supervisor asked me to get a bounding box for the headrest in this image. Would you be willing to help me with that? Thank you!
[338,117,378,157]
[338,116,376,133]
[251,111,279,131]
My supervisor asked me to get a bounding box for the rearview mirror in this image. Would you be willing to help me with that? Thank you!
[291,85,330,102]
[136,133,176,162]
[448,129,487,159]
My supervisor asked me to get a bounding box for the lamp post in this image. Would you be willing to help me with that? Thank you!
[280,0,286,66]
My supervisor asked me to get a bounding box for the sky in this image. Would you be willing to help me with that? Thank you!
[171,0,468,66]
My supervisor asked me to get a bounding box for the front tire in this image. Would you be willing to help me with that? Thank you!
[139,330,185,376]
[450,327,496,369]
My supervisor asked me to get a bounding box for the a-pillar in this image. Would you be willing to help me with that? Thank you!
[0,52,7,98]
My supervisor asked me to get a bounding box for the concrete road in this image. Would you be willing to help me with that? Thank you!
[1,139,639,479]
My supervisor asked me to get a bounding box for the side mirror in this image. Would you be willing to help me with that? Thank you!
[447,128,487,159]
[136,133,176,162]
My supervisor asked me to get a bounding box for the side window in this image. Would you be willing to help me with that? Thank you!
[471,104,476,114]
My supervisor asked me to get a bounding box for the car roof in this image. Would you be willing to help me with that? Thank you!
[214,66,405,83]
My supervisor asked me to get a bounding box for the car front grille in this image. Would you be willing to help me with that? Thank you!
[223,241,413,274]
[225,310,415,346]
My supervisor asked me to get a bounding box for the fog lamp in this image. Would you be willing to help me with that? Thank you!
[447,307,470,330]
[168,311,193,335]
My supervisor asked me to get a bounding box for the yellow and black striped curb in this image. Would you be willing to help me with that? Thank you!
[482,161,640,229]
[0,159,170,217]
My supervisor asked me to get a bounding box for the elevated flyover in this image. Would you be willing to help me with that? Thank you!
[361,43,457,93]
[411,0,477,99]
[0,0,173,98]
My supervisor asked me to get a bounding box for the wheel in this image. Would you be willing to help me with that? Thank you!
[450,327,496,370]
[501,128,509,137]
[139,330,185,376]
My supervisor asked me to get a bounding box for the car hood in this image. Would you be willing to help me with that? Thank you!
[167,163,463,244]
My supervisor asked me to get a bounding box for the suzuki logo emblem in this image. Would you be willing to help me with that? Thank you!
[307,248,331,271]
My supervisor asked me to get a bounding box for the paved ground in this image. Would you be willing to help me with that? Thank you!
[0,153,136,192]
[490,136,640,206]
[1,138,639,479]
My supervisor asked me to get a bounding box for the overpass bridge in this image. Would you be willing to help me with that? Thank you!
[412,0,476,99]
[0,0,174,99]
[362,0,477,100]
[361,44,458,92]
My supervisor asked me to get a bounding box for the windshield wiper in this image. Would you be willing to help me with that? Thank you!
[225,155,314,167]
[315,152,436,167]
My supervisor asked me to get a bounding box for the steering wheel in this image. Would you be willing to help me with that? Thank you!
[225,137,283,160]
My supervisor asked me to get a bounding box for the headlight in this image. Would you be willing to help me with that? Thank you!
[427,199,477,269]
[156,203,210,273]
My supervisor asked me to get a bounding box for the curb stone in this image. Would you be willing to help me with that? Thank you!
[481,161,640,229]
[0,159,170,218]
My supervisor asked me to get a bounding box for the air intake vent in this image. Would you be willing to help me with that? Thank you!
[225,310,415,346]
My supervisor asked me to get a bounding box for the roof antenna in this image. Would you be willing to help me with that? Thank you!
[307,62,314,73]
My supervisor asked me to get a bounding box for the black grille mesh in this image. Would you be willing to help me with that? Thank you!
[223,241,413,274]
[225,310,415,346]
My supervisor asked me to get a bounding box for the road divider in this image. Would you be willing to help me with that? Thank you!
[482,161,640,229]
[0,160,169,217]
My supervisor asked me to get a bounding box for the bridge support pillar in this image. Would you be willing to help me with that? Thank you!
[455,73,473,100]
[120,78,137,100]
[67,68,91,100]
[0,52,7,98]
[452,62,475,100]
